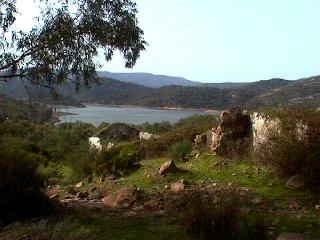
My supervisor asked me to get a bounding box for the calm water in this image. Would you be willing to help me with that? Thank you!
[57,105,218,126]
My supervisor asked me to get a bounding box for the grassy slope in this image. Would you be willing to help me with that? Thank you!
[1,154,320,239]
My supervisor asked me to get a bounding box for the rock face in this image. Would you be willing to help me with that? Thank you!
[276,233,309,240]
[210,107,253,157]
[159,160,177,176]
[102,188,139,208]
[285,175,306,189]
[194,130,214,149]
[250,112,280,150]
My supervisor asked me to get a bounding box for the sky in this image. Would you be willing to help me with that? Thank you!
[16,0,320,83]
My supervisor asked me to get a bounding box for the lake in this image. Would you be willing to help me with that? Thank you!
[57,105,219,126]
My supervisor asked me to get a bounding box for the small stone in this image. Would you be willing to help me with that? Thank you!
[49,193,59,200]
[285,175,306,190]
[239,207,252,215]
[75,182,83,188]
[76,191,89,199]
[159,160,177,176]
[315,205,320,211]
[289,201,301,210]
[271,220,280,226]
[170,181,186,192]
[252,198,262,204]
[102,187,139,209]
[108,175,116,181]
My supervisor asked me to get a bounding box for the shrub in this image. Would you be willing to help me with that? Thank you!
[184,188,267,240]
[95,142,139,176]
[169,141,192,161]
[0,144,54,225]
[254,108,320,183]
[138,115,218,159]
[138,121,172,134]
[64,143,96,183]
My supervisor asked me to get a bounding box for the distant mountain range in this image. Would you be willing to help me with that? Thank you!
[97,71,248,89]
[0,73,319,110]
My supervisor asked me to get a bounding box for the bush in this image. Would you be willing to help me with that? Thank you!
[64,143,97,183]
[184,188,267,240]
[95,143,139,176]
[138,115,218,159]
[0,144,54,225]
[254,108,320,183]
[169,141,192,161]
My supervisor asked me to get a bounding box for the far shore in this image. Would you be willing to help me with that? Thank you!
[74,103,222,113]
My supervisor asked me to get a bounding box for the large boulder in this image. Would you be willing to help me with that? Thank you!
[102,187,139,209]
[159,160,177,176]
[276,233,309,240]
[210,107,253,157]
[285,175,306,189]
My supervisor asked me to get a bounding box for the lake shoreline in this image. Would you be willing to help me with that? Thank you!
[80,103,221,113]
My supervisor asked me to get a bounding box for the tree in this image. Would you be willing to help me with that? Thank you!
[0,0,146,90]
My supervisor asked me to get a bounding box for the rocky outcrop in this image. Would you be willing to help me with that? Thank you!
[194,130,214,149]
[210,107,253,157]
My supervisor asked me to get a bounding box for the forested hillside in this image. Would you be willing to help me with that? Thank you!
[1,75,319,109]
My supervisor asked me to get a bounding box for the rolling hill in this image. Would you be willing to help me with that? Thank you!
[0,74,319,110]
[98,71,198,88]
[97,71,249,89]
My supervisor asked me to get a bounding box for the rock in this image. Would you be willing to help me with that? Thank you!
[252,198,262,204]
[75,182,83,188]
[47,178,60,186]
[210,107,253,157]
[76,191,89,199]
[108,175,116,180]
[102,187,139,209]
[159,160,177,176]
[276,233,309,240]
[315,205,320,211]
[286,175,306,189]
[239,207,252,215]
[170,180,186,192]
[49,193,59,200]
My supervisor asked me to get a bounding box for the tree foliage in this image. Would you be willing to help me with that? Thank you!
[0,0,146,90]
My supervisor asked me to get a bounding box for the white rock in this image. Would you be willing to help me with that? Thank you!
[88,137,102,150]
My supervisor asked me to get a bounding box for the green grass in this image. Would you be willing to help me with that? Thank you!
[118,154,320,239]
[3,154,320,239]
[0,209,187,240]
[121,154,300,197]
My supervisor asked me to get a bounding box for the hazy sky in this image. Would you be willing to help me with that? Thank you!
[16,0,320,82]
